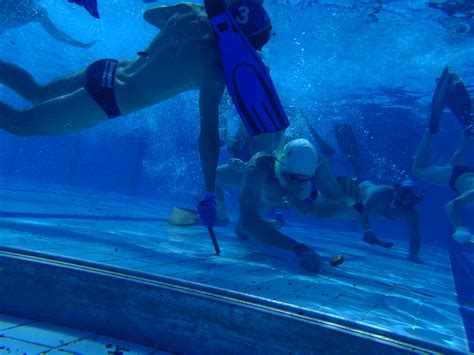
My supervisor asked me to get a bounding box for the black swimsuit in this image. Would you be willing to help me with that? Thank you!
[449,166,474,194]
[84,59,122,119]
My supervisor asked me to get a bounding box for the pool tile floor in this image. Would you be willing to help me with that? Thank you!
[0,183,469,352]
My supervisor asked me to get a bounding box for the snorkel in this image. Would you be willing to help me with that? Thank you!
[392,179,424,208]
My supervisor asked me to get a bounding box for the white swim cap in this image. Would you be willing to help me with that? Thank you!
[275,139,319,186]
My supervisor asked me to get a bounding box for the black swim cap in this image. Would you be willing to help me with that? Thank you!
[228,1,272,50]
[393,179,424,208]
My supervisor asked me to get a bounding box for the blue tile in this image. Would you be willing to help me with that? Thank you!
[0,336,51,353]
[2,322,92,348]
[55,335,164,354]
[0,314,35,331]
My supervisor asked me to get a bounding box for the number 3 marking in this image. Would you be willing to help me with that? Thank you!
[235,6,249,24]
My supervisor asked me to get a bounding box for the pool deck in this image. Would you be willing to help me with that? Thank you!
[0,183,469,353]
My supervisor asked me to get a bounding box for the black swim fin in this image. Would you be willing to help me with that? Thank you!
[68,0,100,19]
[205,0,290,136]
[446,73,472,127]
[363,233,394,249]
[333,122,361,177]
[336,176,361,204]
[430,66,451,134]
[301,112,335,156]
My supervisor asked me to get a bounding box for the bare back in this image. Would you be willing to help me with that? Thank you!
[114,3,222,115]
[360,182,407,219]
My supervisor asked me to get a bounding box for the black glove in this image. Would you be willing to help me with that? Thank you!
[363,230,394,249]
[294,243,321,271]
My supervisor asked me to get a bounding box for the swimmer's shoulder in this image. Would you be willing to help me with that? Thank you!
[247,152,275,176]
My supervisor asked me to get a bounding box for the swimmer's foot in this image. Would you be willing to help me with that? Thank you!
[234,221,250,239]
[363,231,394,249]
[407,255,424,264]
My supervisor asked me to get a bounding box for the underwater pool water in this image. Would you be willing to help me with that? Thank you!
[1,0,474,353]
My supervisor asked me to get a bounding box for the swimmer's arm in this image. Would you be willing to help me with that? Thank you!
[36,7,96,48]
[240,165,299,251]
[316,159,344,199]
[199,71,225,192]
[143,3,200,29]
[359,189,384,231]
[403,207,421,251]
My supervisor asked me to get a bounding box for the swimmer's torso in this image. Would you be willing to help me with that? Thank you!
[114,4,222,115]
[359,181,404,219]
[455,172,474,194]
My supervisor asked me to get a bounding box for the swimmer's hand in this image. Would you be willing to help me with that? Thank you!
[407,255,424,264]
[363,230,394,249]
[294,243,321,271]
[453,227,473,244]
[228,158,246,173]
[197,192,217,228]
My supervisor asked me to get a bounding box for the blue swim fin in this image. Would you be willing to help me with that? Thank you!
[333,122,361,177]
[446,73,472,127]
[430,66,451,134]
[205,0,290,136]
[68,0,100,19]
[301,112,335,156]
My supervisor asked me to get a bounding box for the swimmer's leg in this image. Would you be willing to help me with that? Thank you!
[0,89,107,136]
[215,164,244,222]
[0,61,86,105]
[413,129,451,185]
[407,235,422,263]
[449,133,472,167]
[198,76,225,193]
[445,190,474,230]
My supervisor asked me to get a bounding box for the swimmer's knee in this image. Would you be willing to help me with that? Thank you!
[445,199,461,211]
[412,166,429,179]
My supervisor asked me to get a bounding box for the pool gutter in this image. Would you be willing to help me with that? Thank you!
[0,246,449,354]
